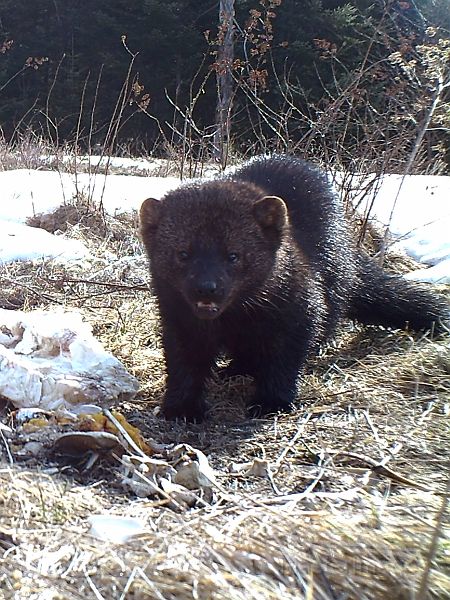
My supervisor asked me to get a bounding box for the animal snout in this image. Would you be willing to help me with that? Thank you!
[196,279,219,298]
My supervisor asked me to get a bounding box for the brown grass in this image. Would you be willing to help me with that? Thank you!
[0,203,448,600]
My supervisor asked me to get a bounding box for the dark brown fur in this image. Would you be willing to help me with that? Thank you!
[139,155,448,421]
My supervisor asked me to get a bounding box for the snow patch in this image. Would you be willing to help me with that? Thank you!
[342,172,450,283]
[0,220,88,263]
[0,164,448,281]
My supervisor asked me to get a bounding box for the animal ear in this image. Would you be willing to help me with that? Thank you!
[139,198,161,237]
[253,195,287,232]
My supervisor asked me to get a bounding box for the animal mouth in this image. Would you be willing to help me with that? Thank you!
[194,300,221,319]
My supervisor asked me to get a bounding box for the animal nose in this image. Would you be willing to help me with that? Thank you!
[196,280,218,297]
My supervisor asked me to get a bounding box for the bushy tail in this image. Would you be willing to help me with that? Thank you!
[349,254,449,332]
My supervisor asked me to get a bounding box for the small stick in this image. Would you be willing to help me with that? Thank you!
[103,408,164,456]
[417,470,450,600]
[0,424,13,465]
[329,450,433,492]
[274,413,312,472]
[46,275,150,291]
[363,410,382,445]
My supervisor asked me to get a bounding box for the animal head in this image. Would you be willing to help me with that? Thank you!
[139,180,288,320]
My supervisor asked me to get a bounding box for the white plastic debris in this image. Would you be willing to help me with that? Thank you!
[0,308,139,409]
[120,454,178,498]
[171,444,219,490]
[229,458,272,477]
[87,515,146,544]
[119,445,220,506]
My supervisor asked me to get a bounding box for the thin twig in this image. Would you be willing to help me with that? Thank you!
[329,451,433,493]
[0,425,13,465]
[46,275,150,291]
[103,408,163,456]
[417,470,450,600]
[274,413,312,472]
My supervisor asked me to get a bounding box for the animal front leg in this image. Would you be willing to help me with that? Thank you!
[245,336,313,417]
[161,329,216,422]
[249,362,301,416]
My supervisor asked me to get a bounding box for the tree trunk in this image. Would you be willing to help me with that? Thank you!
[215,0,235,169]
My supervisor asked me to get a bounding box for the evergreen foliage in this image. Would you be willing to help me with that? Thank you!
[0,0,448,164]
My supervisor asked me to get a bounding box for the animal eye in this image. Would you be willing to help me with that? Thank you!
[228,252,240,264]
[177,250,189,262]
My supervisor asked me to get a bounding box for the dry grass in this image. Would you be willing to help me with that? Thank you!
[0,201,449,600]
[0,135,206,178]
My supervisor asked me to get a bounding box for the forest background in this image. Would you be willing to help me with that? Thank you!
[0,0,449,172]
